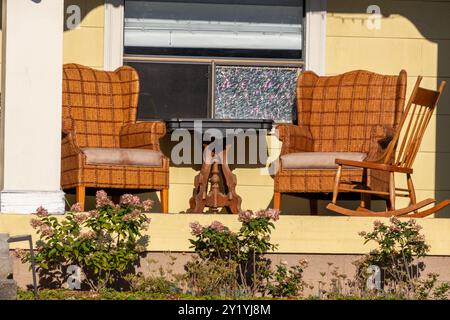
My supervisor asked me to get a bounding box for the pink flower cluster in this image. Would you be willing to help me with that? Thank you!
[256,208,280,221]
[30,218,43,229]
[73,213,88,224]
[123,209,142,222]
[40,224,54,237]
[142,199,154,212]
[36,206,49,218]
[238,210,253,223]
[238,208,280,223]
[70,203,83,213]
[190,220,227,235]
[120,194,141,206]
[210,221,225,232]
[189,221,204,236]
[96,190,114,208]
[89,210,100,219]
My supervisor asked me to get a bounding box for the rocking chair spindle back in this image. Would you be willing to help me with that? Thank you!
[327,76,448,217]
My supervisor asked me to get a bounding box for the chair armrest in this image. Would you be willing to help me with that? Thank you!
[335,159,413,174]
[120,121,167,150]
[365,125,396,162]
[276,124,314,154]
[61,130,84,159]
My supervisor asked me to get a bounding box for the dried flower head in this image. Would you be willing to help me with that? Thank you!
[39,224,54,237]
[73,213,88,224]
[373,220,383,228]
[189,221,204,236]
[70,203,83,213]
[123,209,142,222]
[238,210,253,223]
[36,206,49,218]
[120,194,141,206]
[209,220,225,232]
[142,199,154,212]
[89,210,100,219]
[13,248,28,260]
[265,208,280,221]
[95,190,113,208]
[30,218,43,229]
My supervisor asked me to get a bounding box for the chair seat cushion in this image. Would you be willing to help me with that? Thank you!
[281,152,367,170]
[82,148,163,167]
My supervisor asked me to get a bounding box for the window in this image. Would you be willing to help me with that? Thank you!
[124,0,303,59]
[123,0,305,122]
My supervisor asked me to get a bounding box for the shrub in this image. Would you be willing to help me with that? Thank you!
[126,273,181,294]
[23,191,152,291]
[266,260,308,298]
[184,257,239,297]
[188,209,281,297]
[355,217,449,299]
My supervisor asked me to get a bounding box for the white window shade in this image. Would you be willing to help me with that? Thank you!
[124,1,303,51]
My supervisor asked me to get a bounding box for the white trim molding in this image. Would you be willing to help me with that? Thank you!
[104,0,124,71]
[0,191,65,214]
[304,0,327,75]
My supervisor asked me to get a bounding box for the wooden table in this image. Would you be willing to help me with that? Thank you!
[166,118,273,214]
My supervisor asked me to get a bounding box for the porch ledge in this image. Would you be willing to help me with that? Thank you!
[1,214,450,256]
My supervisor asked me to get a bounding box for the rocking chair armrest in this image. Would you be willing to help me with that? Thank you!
[276,124,314,154]
[120,121,167,150]
[335,158,413,174]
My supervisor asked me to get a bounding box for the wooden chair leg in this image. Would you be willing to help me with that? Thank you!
[361,194,372,210]
[76,185,86,212]
[360,168,371,209]
[388,172,396,211]
[332,165,343,204]
[407,173,417,205]
[161,188,169,214]
[309,198,318,215]
[273,192,282,210]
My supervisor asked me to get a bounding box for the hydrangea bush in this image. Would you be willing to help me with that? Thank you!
[188,209,280,296]
[23,190,152,291]
[354,217,449,299]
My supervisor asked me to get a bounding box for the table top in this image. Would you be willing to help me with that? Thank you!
[165,118,273,132]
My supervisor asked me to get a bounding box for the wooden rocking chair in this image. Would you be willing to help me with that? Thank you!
[326,76,449,217]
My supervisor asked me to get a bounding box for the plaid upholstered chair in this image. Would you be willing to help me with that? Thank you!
[274,70,407,214]
[61,64,169,212]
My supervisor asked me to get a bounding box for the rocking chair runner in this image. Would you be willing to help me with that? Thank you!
[327,76,448,217]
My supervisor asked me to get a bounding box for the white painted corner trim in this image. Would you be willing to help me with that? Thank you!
[304,0,327,75]
[104,0,124,71]
[0,191,65,215]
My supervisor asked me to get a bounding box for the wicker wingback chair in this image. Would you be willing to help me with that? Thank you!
[274,70,407,214]
[61,64,169,212]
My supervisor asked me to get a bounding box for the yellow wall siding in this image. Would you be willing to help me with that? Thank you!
[63,0,104,69]
[326,0,450,216]
[3,214,450,255]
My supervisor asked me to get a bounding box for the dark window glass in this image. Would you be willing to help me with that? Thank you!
[126,62,211,120]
